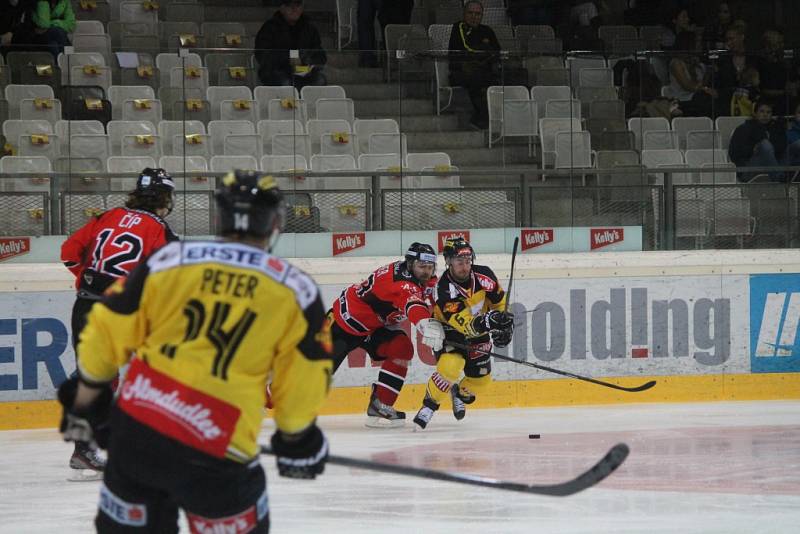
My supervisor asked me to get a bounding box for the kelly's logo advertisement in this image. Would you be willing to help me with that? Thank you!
[437,230,470,252]
[332,233,365,256]
[750,274,800,373]
[590,228,624,250]
[0,238,30,262]
[520,229,554,251]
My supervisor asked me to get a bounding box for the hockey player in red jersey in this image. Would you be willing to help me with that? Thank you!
[329,242,446,427]
[60,167,178,476]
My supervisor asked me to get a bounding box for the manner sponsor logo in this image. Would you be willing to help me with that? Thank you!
[0,237,30,262]
[750,274,800,373]
[437,230,470,252]
[521,229,554,251]
[332,232,365,256]
[590,228,624,250]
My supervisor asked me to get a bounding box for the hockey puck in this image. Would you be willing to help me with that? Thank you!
[528,434,540,439]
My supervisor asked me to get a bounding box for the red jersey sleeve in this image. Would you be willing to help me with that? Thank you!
[61,216,98,278]
[392,280,430,326]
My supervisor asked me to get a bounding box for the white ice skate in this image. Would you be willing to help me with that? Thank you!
[365,389,406,428]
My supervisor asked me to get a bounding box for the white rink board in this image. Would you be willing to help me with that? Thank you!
[0,250,797,401]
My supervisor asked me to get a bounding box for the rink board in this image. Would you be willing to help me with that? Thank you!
[0,250,799,429]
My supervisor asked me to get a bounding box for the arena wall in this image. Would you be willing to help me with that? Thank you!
[1,249,799,430]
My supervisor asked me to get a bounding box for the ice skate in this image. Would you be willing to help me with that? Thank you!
[413,398,439,430]
[68,442,105,482]
[451,385,466,420]
[365,386,406,428]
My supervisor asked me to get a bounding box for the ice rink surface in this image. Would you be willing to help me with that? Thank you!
[1,400,799,533]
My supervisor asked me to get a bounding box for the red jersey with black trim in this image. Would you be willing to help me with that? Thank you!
[331,260,437,336]
[61,207,178,295]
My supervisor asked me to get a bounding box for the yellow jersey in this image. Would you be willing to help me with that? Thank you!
[77,240,333,462]
[433,264,507,343]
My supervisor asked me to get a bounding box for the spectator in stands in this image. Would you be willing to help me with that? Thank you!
[757,29,789,116]
[668,31,717,117]
[661,7,700,50]
[357,0,414,68]
[255,0,327,89]
[703,1,736,50]
[730,67,760,117]
[448,0,500,130]
[507,0,556,27]
[729,99,787,182]
[786,102,800,167]
[0,0,35,57]
[569,1,603,28]
[715,24,758,120]
[30,0,74,58]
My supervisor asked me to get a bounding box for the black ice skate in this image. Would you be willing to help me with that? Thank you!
[450,382,475,421]
[413,398,439,430]
[366,386,406,428]
[68,442,105,482]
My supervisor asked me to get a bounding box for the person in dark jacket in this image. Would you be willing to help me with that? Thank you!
[786,102,800,166]
[255,0,327,89]
[448,0,501,130]
[728,100,788,182]
[1,0,35,57]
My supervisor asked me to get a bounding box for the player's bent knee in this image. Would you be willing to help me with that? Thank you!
[436,352,465,382]
[376,332,414,361]
[461,373,492,394]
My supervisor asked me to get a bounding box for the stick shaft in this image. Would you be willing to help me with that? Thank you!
[504,237,519,313]
[448,341,655,393]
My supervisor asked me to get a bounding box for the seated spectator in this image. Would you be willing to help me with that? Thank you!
[1,0,35,57]
[715,25,758,119]
[358,0,413,68]
[448,0,500,130]
[730,67,760,117]
[508,0,556,27]
[661,7,700,50]
[786,103,800,166]
[728,100,787,182]
[703,1,736,51]
[30,0,75,58]
[668,31,717,117]
[569,1,601,28]
[255,0,327,89]
[757,30,789,116]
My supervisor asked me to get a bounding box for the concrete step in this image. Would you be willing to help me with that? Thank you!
[406,130,486,150]
[341,82,429,100]
[354,98,433,116]
[446,146,538,168]
[371,114,461,132]
[325,66,384,84]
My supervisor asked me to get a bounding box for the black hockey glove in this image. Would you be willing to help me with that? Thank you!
[270,424,328,479]
[483,311,514,347]
[57,375,114,450]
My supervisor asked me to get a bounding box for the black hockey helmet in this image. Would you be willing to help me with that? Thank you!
[215,170,286,250]
[442,237,475,263]
[134,167,175,197]
[405,242,437,266]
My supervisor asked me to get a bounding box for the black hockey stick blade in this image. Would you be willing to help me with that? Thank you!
[448,341,656,393]
[261,443,629,497]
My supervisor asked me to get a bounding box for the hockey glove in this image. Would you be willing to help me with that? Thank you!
[417,318,445,352]
[270,424,328,479]
[475,310,513,333]
[57,375,114,450]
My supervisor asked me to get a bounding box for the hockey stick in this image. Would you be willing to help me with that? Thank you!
[504,236,519,313]
[261,442,629,497]
[448,341,656,392]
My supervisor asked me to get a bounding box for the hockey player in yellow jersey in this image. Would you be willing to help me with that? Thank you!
[413,237,514,429]
[57,170,333,533]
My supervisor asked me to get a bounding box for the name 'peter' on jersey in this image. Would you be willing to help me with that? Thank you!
[61,207,178,295]
[434,264,506,342]
[76,241,333,463]
[332,261,435,336]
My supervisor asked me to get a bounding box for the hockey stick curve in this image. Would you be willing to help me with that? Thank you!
[261,443,629,497]
[448,341,656,393]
